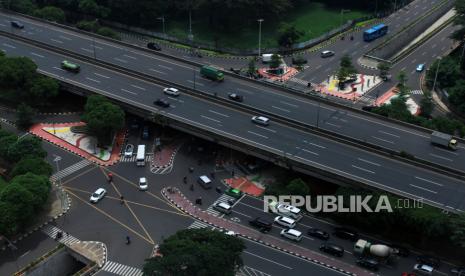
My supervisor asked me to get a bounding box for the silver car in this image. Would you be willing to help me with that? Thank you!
[163,87,180,96]
[251,116,270,126]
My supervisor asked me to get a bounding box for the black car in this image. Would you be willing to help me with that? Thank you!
[307,228,329,240]
[390,244,410,257]
[11,21,24,29]
[228,93,243,102]
[356,257,379,271]
[333,227,359,241]
[249,217,272,232]
[362,105,375,112]
[417,255,440,268]
[154,98,170,107]
[147,42,161,51]
[319,242,344,257]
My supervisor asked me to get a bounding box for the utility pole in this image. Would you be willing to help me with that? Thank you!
[188,9,194,42]
[432,57,442,93]
[257,19,264,57]
[158,16,165,37]
[340,9,350,33]
[316,102,320,128]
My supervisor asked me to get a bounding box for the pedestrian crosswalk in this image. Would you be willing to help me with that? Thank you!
[150,165,172,174]
[205,194,237,216]
[410,89,424,95]
[50,159,93,182]
[119,155,152,163]
[42,225,80,245]
[357,94,376,105]
[287,77,311,86]
[237,266,271,276]
[102,261,143,276]
[187,220,210,229]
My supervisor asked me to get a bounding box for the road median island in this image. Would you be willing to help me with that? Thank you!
[161,187,371,276]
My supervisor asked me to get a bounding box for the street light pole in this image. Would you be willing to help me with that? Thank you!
[316,102,320,128]
[158,16,165,37]
[340,9,350,33]
[257,19,264,58]
[432,57,442,93]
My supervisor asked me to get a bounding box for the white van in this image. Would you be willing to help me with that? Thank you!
[136,145,146,166]
[197,175,212,189]
[262,53,281,63]
[269,201,303,221]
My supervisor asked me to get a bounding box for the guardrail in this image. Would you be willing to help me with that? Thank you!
[3,29,465,182]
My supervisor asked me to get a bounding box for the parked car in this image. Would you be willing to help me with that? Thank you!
[213,202,232,215]
[319,242,344,257]
[274,216,296,228]
[163,87,180,96]
[139,177,148,191]
[413,264,434,275]
[416,63,425,72]
[416,255,440,268]
[249,217,272,232]
[124,144,134,157]
[356,257,379,271]
[251,116,270,126]
[61,60,80,73]
[225,188,243,199]
[280,229,302,242]
[320,50,335,58]
[90,188,106,203]
[333,227,359,241]
[228,93,243,102]
[154,98,170,107]
[11,21,24,29]
[147,42,161,51]
[307,228,329,240]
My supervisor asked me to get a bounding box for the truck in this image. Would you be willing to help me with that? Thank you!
[354,239,394,260]
[431,131,458,150]
[200,65,224,81]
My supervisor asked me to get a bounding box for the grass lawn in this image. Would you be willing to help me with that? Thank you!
[162,2,370,50]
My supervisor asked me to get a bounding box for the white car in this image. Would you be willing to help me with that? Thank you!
[124,144,134,157]
[413,264,434,275]
[163,87,180,96]
[90,188,106,203]
[251,116,270,126]
[274,216,296,228]
[213,202,232,214]
[280,229,303,241]
[139,177,148,191]
[224,230,236,236]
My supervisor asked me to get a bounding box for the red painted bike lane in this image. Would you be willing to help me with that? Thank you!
[162,187,374,276]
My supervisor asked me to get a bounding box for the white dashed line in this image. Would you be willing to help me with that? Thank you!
[31,52,44,58]
[357,158,381,166]
[94,73,110,79]
[209,110,229,117]
[429,153,453,162]
[409,184,437,194]
[131,85,146,91]
[50,38,63,44]
[414,176,443,187]
[372,136,394,144]
[247,131,268,139]
[150,68,166,75]
[121,88,137,95]
[351,165,375,174]
[86,77,100,83]
[201,115,221,123]
[378,130,400,138]
[114,57,128,63]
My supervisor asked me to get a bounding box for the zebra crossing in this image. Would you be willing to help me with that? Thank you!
[119,155,152,163]
[187,220,210,229]
[357,94,376,105]
[205,194,237,216]
[50,159,93,182]
[150,165,172,174]
[410,89,424,95]
[237,265,272,276]
[287,77,311,86]
[102,261,143,276]
[41,225,80,245]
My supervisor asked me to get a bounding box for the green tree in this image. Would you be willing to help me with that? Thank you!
[448,79,465,113]
[377,62,391,80]
[16,103,36,130]
[10,157,53,178]
[96,27,121,40]
[337,55,357,85]
[286,178,310,196]
[7,136,47,163]
[0,201,20,237]
[452,0,465,40]
[10,173,51,210]
[277,23,303,47]
[79,0,110,18]
[0,57,37,90]
[143,229,245,276]
[33,6,66,23]
[425,57,461,89]
[25,76,59,106]
[0,132,18,160]
[0,183,35,227]
[419,95,434,118]
[450,213,465,248]
[269,54,282,69]
[10,0,36,14]
[247,58,256,75]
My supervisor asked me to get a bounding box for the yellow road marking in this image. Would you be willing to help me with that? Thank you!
[61,166,97,185]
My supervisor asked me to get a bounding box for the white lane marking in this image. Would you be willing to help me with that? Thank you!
[31,52,44,58]
[150,68,166,75]
[114,57,128,63]
[120,88,137,95]
[243,251,293,270]
[279,101,299,108]
[158,65,173,70]
[81,47,93,53]
[209,110,229,118]
[357,158,381,167]
[315,64,322,69]
[272,106,291,113]
[123,54,137,60]
[414,176,443,187]
[2,43,15,48]
[50,38,63,44]
[52,66,65,72]
[187,80,204,86]
[429,153,453,162]
[299,148,319,156]
[433,146,459,155]
[236,88,254,95]
[86,77,100,83]
[378,130,400,138]
[256,126,277,133]
[201,115,221,123]
[247,131,268,139]
[59,35,71,41]
[325,122,341,128]
[94,45,103,50]
[0,23,5,27]
[304,140,326,149]
[351,165,375,174]
[372,136,395,144]
[94,73,110,79]
[232,209,252,218]
[411,59,417,64]
[409,184,437,194]
[131,84,146,91]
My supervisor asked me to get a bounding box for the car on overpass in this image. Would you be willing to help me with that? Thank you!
[61,60,80,73]
[11,21,24,29]
[251,116,270,126]
[154,98,170,108]
[416,63,425,72]
[147,42,161,51]
[228,93,243,102]
[163,87,180,96]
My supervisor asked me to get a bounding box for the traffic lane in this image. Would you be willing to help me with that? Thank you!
[241,238,347,276]
[4,35,465,211]
[42,142,86,173]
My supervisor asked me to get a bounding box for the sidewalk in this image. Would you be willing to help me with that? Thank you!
[162,187,371,276]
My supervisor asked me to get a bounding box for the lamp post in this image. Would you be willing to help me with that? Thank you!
[340,9,350,33]
[257,19,264,58]
[188,9,194,42]
[432,57,442,93]
[53,155,65,210]
[157,16,165,37]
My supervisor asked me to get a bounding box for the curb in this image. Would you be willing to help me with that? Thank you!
[161,187,358,276]
[150,143,182,169]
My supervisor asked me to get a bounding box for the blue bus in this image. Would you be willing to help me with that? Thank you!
[363,24,388,42]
